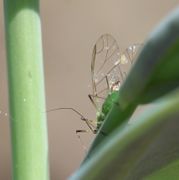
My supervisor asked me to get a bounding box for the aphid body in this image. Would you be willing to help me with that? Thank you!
[89,34,141,133]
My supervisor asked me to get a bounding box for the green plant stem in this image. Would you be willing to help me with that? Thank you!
[4,0,49,180]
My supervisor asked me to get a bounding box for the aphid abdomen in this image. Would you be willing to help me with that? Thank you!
[96,91,119,131]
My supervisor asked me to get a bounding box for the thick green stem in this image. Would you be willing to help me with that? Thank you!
[4,0,49,180]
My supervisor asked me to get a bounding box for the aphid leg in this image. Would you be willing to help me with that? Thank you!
[47,107,96,133]
[47,107,98,150]
[76,125,97,152]
[88,94,106,113]
[105,75,110,92]
[84,119,97,134]
[88,94,98,111]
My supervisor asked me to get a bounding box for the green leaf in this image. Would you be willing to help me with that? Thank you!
[145,159,179,180]
[71,87,179,179]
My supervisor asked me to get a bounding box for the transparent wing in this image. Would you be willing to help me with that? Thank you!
[90,34,141,110]
[90,34,121,110]
[118,43,142,78]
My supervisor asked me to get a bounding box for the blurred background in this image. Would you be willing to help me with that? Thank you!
[0,0,178,179]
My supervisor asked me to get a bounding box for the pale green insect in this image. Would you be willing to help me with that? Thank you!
[87,34,141,134]
[49,34,141,135]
